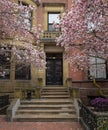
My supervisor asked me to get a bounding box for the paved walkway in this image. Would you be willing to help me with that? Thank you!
[0,115,84,130]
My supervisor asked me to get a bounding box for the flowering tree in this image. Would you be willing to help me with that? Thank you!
[56,0,108,72]
[0,0,45,71]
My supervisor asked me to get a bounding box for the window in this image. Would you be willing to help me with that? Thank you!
[48,12,60,31]
[89,57,107,79]
[18,1,32,30]
[0,48,11,79]
[15,64,31,80]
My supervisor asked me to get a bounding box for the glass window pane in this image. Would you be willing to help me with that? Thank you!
[0,48,11,79]
[18,2,32,30]
[89,57,96,64]
[15,64,31,80]
[48,13,60,24]
[97,64,106,78]
[96,58,105,63]
[89,56,107,79]
[48,13,60,31]
[89,65,97,77]
[48,24,54,31]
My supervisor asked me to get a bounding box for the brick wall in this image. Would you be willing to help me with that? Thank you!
[72,80,108,105]
[37,0,72,28]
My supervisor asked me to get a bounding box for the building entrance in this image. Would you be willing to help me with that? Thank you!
[46,53,63,85]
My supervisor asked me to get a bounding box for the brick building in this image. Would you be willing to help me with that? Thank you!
[0,0,108,103]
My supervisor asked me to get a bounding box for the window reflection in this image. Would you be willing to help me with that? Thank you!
[0,48,11,79]
[89,57,107,79]
[48,12,60,31]
[15,64,31,80]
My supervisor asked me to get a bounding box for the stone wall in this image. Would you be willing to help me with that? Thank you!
[71,80,108,105]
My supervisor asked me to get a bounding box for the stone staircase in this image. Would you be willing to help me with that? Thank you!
[41,86,71,99]
[13,86,78,122]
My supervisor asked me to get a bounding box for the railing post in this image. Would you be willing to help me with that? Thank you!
[66,78,72,88]
[14,88,22,99]
[37,78,43,87]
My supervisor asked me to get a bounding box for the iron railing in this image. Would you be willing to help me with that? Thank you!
[42,31,61,38]
[0,95,9,114]
[0,95,9,108]
[40,31,61,42]
[78,100,108,130]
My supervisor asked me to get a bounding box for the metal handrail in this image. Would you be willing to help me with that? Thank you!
[0,105,9,111]
[78,99,108,130]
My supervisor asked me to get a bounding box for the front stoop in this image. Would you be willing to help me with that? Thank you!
[13,87,79,122]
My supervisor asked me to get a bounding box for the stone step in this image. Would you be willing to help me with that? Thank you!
[41,92,69,96]
[13,86,78,122]
[14,113,78,122]
[42,88,69,90]
[42,88,68,90]
[21,99,73,105]
[41,89,69,92]
[41,92,69,95]
[42,87,68,89]
[17,109,76,114]
[42,87,68,92]
[19,104,74,109]
[41,95,70,99]
[41,94,70,97]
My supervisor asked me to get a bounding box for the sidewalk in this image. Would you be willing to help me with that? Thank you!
[0,115,84,130]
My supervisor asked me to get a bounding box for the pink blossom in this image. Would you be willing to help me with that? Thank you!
[57,0,108,71]
[0,0,45,68]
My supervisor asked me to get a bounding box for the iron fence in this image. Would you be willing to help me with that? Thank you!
[0,95,9,107]
[78,100,108,130]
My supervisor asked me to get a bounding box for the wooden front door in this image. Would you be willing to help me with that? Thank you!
[46,53,63,85]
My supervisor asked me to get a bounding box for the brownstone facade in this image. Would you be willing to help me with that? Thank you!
[0,0,108,103]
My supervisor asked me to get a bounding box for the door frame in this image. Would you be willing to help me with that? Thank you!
[46,53,63,85]
[40,44,69,87]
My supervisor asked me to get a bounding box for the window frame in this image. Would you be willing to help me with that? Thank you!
[0,48,11,80]
[18,1,32,30]
[15,64,31,80]
[88,56,107,80]
[48,12,60,31]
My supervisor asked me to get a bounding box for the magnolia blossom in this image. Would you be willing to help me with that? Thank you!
[0,0,45,68]
[57,0,108,71]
